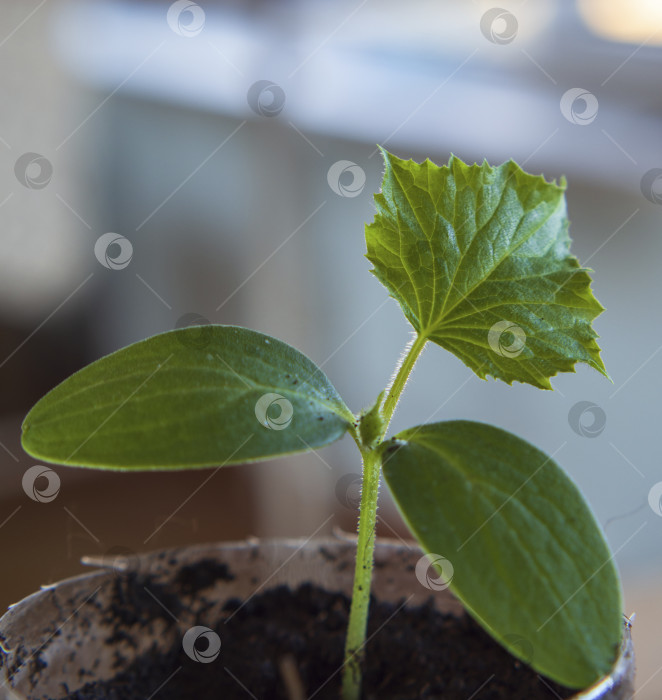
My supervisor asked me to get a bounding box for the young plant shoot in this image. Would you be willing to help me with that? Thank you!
[21,150,622,700]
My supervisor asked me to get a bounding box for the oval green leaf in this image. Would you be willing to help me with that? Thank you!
[366,149,607,389]
[22,326,354,470]
[381,420,622,689]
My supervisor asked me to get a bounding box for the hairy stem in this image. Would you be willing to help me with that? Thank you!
[340,448,381,700]
[341,334,427,700]
[381,333,428,428]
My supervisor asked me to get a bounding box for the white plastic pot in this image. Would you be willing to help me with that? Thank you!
[0,539,634,699]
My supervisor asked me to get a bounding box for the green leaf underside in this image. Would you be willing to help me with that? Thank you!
[366,150,607,389]
[381,421,622,689]
[21,326,353,470]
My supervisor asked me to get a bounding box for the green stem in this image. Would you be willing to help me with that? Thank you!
[340,448,381,700]
[341,334,427,700]
[382,333,428,429]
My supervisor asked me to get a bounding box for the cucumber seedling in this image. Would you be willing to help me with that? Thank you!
[21,149,622,699]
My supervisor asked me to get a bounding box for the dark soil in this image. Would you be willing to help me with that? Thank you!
[60,562,574,700]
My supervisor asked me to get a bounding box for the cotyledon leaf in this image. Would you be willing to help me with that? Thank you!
[21,326,354,470]
[366,149,608,389]
[381,420,622,689]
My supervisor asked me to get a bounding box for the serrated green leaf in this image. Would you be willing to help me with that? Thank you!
[381,420,622,689]
[21,326,354,470]
[366,149,607,389]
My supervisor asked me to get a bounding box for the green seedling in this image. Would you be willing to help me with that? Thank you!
[21,149,622,699]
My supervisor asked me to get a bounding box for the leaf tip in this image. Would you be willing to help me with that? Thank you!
[592,357,612,383]
[20,411,37,453]
[376,145,392,168]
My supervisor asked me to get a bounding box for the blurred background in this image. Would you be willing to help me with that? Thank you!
[1,0,661,695]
